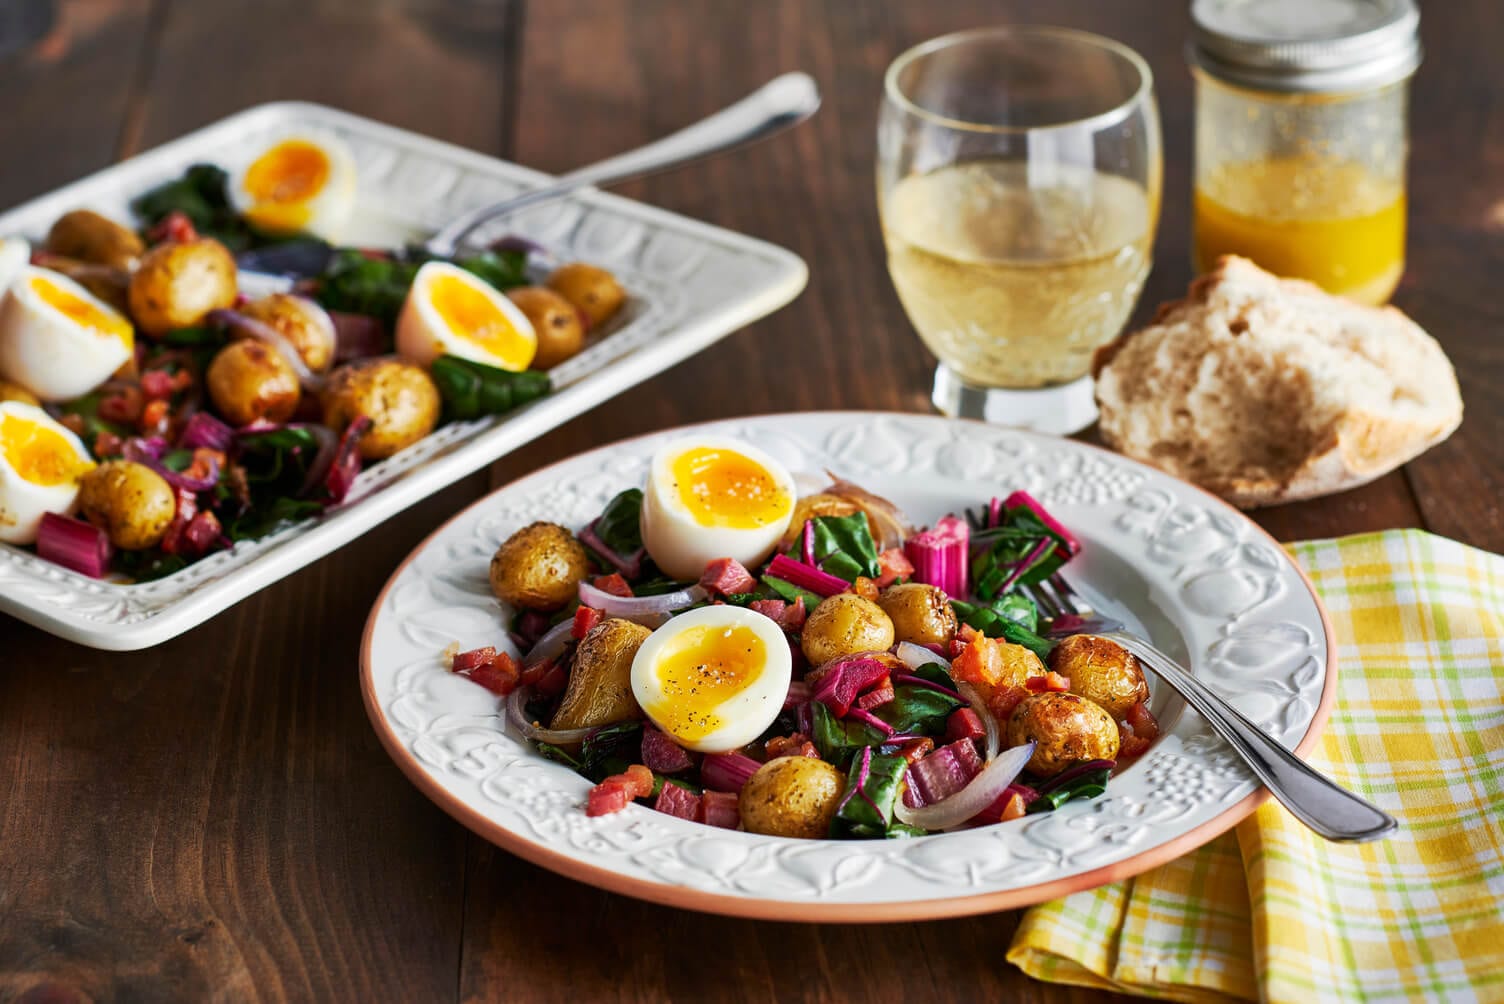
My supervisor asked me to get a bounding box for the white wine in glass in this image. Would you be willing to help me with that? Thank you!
[878,28,1162,433]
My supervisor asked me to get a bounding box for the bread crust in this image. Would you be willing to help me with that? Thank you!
[1093,257,1463,508]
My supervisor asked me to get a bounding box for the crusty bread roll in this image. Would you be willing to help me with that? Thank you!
[1093,256,1462,508]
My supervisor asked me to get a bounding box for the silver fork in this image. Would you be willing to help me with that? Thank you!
[1026,573,1397,843]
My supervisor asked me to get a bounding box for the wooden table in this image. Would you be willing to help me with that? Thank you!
[1,1,1498,1000]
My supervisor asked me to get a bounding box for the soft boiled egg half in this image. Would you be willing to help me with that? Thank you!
[395,261,537,371]
[639,436,796,581]
[0,401,95,544]
[0,266,134,401]
[231,133,356,240]
[630,605,793,753]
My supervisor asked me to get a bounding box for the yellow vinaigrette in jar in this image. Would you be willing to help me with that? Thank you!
[1193,158,1406,305]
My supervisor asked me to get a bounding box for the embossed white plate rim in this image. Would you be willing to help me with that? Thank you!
[360,411,1337,921]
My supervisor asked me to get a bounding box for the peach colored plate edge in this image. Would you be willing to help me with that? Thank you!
[359,412,1339,923]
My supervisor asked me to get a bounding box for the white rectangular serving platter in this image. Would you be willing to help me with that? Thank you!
[0,101,807,651]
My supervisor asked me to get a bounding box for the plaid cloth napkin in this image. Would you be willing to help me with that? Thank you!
[1006,530,1504,1004]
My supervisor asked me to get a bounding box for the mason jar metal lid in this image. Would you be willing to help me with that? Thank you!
[1190,0,1421,93]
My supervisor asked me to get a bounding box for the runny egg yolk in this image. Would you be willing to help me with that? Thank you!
[671,447,791,529]
[0,414,94,486]
[429,272,534,368]
[648,624,767,743]
[242,139,331,229]
[30,275,132,347]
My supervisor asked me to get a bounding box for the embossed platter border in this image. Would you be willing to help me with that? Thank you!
[0,102,807,650]
[361,412,1337,921]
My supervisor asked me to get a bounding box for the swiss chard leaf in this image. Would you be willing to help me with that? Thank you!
[112,548,189,583]
[314,248,529,326]
[130,164,257,249]
[577,721,644,783]
[594,489,644,555]
[430,355,550,421]
[874,683,964,736]
[810,701,886,769]
[950,599,1054,661]
[761,574,822,611]
[993,592,1040,632]
[455,249,529,290]
[970,508,1070,601]
[789,512,880,582]
[222,496,324,542]
[1028,767,1111,812]
[833,752,907,834]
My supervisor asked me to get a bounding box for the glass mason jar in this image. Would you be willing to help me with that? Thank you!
[1189,0,1421,305]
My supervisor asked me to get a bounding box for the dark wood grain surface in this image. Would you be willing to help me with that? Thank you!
[0,1,1497,1000]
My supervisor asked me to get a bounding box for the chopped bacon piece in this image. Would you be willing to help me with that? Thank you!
[698,557,757,596]
[1025,671,1071,693]
[945,707,986,744]
[93,430,123,458]
[777,595,807,632]
[451,646,498,673]
[702,790,740,829]
[855,677,895,711]
[653,782,702,821]
[532,662,567,697]
[572,605,603,639]
[140,370,176,400]
[147,210,199,245]
[586,764,655,817]
[591,573,632,597]
[159,488,198,555]
[987,685,1030,722]
[181,510,221,555]
[139,398,170,436]
[1126,700,1160,741]
[765,733,819,759]
[750,598,786,621]
[853,576,879,601]
[893,737,935,765]
[98,386,144,424]
[641,727,695,774]
[467,652,521,696]
[1117,701,1160,761]
[518,658,553,688]
[875,547,915,588]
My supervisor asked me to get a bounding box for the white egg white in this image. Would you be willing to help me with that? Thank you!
[639,436,796,581]
[394,260,537,370]
[0,401,94,545]
[0,266,134,401]
[630,605,792,753]
[230,132,356,241]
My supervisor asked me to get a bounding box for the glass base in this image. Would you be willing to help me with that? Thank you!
[931,364,1098,436]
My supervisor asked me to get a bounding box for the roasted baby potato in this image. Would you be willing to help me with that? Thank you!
[1049,634,1149,719]
[239,293,337,372]
[206,340,301,426]
[739,756,845,839]
[45,209,144,271]
[550,618,652,733]
[546,262,625,329]
[877,582,957,648]
[319,356,440,460]
[801,593,895,667]
[0,379,39,406]
[507,286,584,369]
[1006,692,1121,776]
[127,238,238,336]
[76,460,176,551]
[488,521,590,611]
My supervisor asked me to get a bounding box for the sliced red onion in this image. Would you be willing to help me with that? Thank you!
[576,581,705,623]
[822,476,913,551]
[955,682,1000,762]
[207,307,324,392]
[324,415,371,504]
[577,520,644,579]
[896,641,948,672]
[523,618,574,667]
[489,234,547,256]
[505,687,594,745]
[178,412,234,452]
[893,741,1035,832]
[292,422,339,499]
[123,437,220,492]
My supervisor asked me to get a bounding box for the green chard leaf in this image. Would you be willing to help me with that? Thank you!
[810,702,886,769]
[787,512,881,582]
[430,355,550,421]
[833,751,908,835]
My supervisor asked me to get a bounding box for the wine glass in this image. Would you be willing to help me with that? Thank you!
[878,27,1162,434]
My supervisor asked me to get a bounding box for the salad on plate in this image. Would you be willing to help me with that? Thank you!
[452,435,1161,840]
[0,130,626,581]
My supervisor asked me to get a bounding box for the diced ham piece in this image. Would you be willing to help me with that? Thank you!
[653,782,702,821]
[1025,671,1070,693]
[572,606,603,639]
[592,573,632,597]
[467,652,521,696]
[855,678,895,711]
[893,737,935,765]
[987,685,1030,722]
[586,764,654,817]
[641,727,695,774]
[944,707,986,744]
[765,734,819,760]
[451,646,498,673]
[702,790,741,829]
[699,558,757,596]
[875,547,915,588]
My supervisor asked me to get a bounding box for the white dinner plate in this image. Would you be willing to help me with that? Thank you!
[0,102,807,650]
[361,412,1336,921]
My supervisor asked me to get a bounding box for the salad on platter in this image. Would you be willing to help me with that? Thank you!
[0,131,625,581]
[450,435,1160,840]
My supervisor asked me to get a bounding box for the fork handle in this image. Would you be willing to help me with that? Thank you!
[1105,633,1398,843]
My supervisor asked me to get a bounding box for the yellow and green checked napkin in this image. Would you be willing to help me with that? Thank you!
[1007,530,1504,1004]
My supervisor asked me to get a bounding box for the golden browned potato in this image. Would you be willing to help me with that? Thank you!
[127,238,238,336]
[546,262,625,329]
[739,756,846,839]
[1006,692,1121,776]
[488,521,590,611]
[46,210,144,271]
[801,593,895,667]
[206,340,301,427]
[0,379,39,406]
[239,293,337,372]
[877,583,957,648]
[1050,634,1149,719]
[319,357,440,460]
[507,286,584,369]
[550,618,652,733]
[76,460,176,551]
